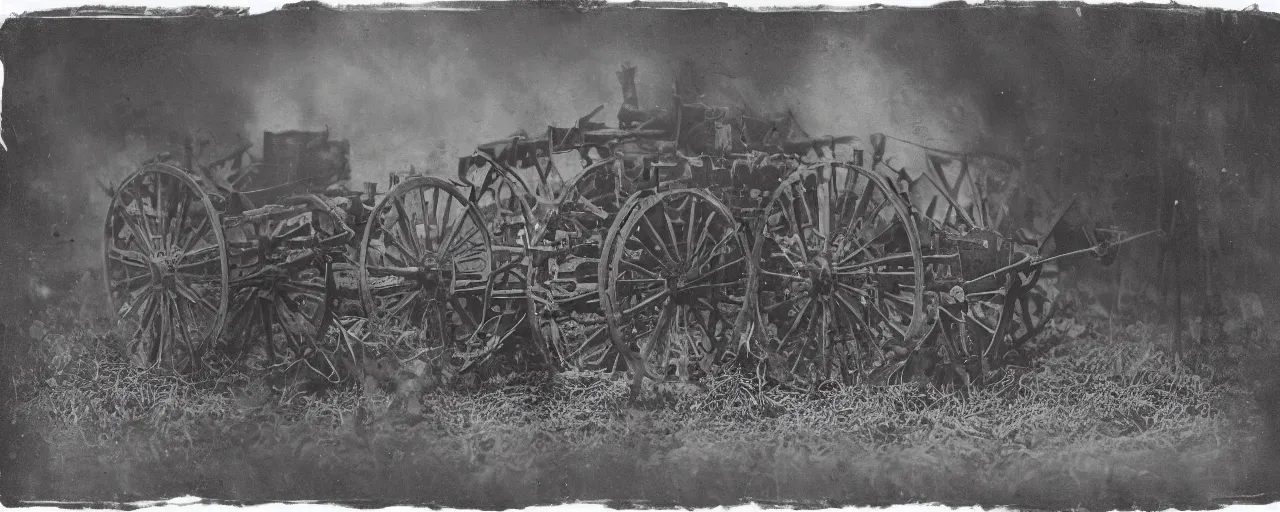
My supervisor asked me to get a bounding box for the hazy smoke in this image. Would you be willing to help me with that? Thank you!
[237,23,672,186]
[1,7,1274,299]
[0,9,1106,282]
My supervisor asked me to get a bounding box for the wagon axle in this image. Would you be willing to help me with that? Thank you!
[800,255,841,295]
[146,249,183,284]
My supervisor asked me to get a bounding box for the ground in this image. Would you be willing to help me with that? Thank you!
[1,269,1277,510]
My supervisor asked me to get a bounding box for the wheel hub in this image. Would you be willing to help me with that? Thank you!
[149,247,182,287]
[415,260,450,293]
[670,260,710,305]
[811,255,840,295]
[669,278,699,305]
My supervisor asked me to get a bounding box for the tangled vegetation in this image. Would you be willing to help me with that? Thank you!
[1,270,1275,510]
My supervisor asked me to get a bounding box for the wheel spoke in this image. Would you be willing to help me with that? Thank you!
[826,293,847,340]
[172,293,201,358]
[562,326,608,363]
[845,180,878,237]
[689,210,718,263]
[780,186,810,262]
[620,288,670,318]
[426,187,442,253]
[179,216,213,256]
[110,272,152,293]
[453,249,489,268]
[120,285,157,319]
[640,213,674,263]
[382,229,418,269]
[623,227,671,273]
[777,297,813,345]
[170,181,191,249]
[838,198,889,256]
[442,217,485,258]
[690,227,739,273]
[685,197,699,259]
[153,174,169,244]
[837,251,917,273]
[639,301,677,369]
[880,291,918,307]
[158,291,175,362]
[448,294,483,332]
[365,265,424,278]
[108,245,149,268]
[663,200,683,260]
[688,310,718,357]
[869,301,907,340]
[391,196,423,258]
[114,203,155,255]
[616,278,663,296]
[225,293,258,347]
[796,180,819,239]
[834,289,871,331]
[683,256,745,287]
[273,297,311,339]
[384,289,424,320]
[832,171,860,229]
[173,279,220,315]
[178,245,221,268]
[761,269,806,283]
[130,290,161,342]
[617,278,663,285]
[764,235,807,269]
[764,293,806,314]
[680,281,741,294]
[131,179,160,247]
[837,216,902,267]
[789,302,822,377]
[619,260,659,279]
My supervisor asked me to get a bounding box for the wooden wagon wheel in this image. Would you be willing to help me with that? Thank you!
[932,260,1060,376]
[752,163,927,387]
[990,218,1064,361]
[527,159,636,372]
[358,176,512,375]
[460,152,551,367]
[975,177,1062,364]
[600,189,750,387]
[220,194,354,376]
[103,163,230,370]
[897,151,1063,386]
[1005,261,1059,352]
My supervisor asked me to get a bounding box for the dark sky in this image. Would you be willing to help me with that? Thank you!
[1,3,1278,300]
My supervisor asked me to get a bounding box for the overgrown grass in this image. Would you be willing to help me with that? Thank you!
[1,271,1273,509]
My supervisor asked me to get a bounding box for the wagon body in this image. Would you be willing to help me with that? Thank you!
[445,63,1157,390]
[102,63,1157,390]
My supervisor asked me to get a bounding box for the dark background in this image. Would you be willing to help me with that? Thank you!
[2,3,1278,321]
[2,1,1280,502]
